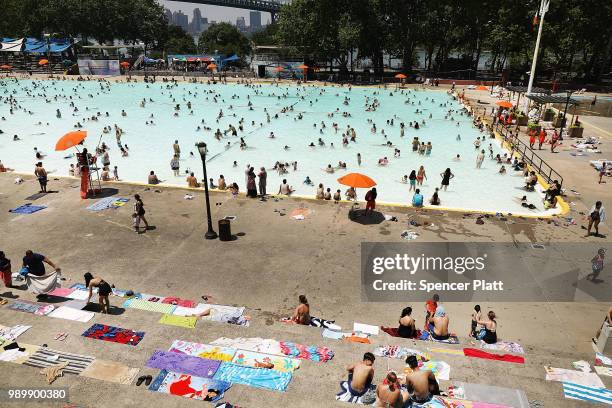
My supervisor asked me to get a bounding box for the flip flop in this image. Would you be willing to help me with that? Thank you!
[136,375,146,386]
[0,298,8,305]
[144,375,153,386]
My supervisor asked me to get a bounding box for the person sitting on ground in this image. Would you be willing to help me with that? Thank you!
[316,183,325,199]
[147,170,160,185]
[217,175,227,190]
[345,353,375,398]
[427,305,450,340]
[333,189,341,202]
[291,295,311,325]
[397,306,416,338]
[412,188,424,207]
[404,355,440,404]
[324,188,332,200]
[345,187,357,200]
[430,188,441,205]
[278,179,294,195]
[228,182,239,198]
[100,166,110,181]
[84,272,112,314]
[186,172,200,188]
[476,310,497,344]
[375,371,407,408]
[0,160,14,172]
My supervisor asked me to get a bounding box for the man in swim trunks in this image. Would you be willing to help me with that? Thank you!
[346,352,375,397]
[404,355,439,404]
[375,371,408,408]
[428,305,450,340]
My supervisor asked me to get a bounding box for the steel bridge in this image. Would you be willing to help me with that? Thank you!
[167,0,284,21]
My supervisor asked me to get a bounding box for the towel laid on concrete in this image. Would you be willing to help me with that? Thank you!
[149,369,231,402]
[146,350,221,378]
[463,348,525,364]
[159,314,197,329]
[231,349,300,372]
[169,340,236,362]
[213,362,292,392]
[80,359,139,384]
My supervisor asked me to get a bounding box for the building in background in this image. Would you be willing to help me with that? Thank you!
[250,11,262,31]
[236,17,247,32]
[172,10,189,31]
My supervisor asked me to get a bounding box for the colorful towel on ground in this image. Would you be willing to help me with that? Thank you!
[450,381,531,408]
[159,314,197,329]
[8,300,55,316]
[380,326,421,339]
[26,272,59,294]
[149,369,230,402]
[65,289,91,300]
[169,340,236,362]
[146,350,221,378]
[480,341,524,354]
[419,361,451,381]
[232,349,300,372]
[123,298,176,314]
[0,324,31,342]
[161,297,195,308]
[422,332,460,344]
[335,380,376,404]
[86,196,129,211]
[373,345,430,362]
[544,366,605,388]
[80,359,139,384]
[322,328,347,340]
[594,365,612,377]
[279,341,334,362]
[309,316,340,330]
[9,204,46,214]
[24,347,94,375]
[463,348,524,364]
[171,304,210,316]
[0,343,39,364]
[201,304,249,326]
[48,306,94,322]
[210,337,283,356]
[562,382,612,405]
[48,287,75,298]
[213,362,292,392]
[430,348,465,356]
[595,352,612,366]
[82,324,144,346]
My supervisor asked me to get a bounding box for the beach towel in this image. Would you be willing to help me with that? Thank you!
[0,324,31,342]
[80,359,139,384]
[0,343,39,364]
[450,381,530,408]
[123,298,176,314]
[161,297,195,308]
[86,196,128,211]
[24,347,94,375]
[210,337,283,356]
[48,306,94,322]
[381,326,421,339]
[544,366,605,388]
[48,287,75,298]
[344,335,372,344]
[353,323,379,336]
[159,314,197,329]
[231,349,300,372]
[322,329,345,340]
[169,340,236,362]
[149,369,231,402]
[146,350,221,378]
[213,362,292,392]
[463,348,524,364]
[171,304,210,316]
[82,324,144,346]
[480,341,524,354]
[420,361,451,381]
[595,352,612,366]
[594,366,612,377]
[26,272,59,294]
[9,204,46,214]
[373,345,430,362]
[430,348,465,356]
[425,333,460,344]
[65,289,91,300]
[309,316,340,330]
[8,300,55,316]
[201,304,249,326]
[562,382,612,405]
[279,341,334,362]
[440,397,512,408]
[69,283,91,291]
[335,380,376,404]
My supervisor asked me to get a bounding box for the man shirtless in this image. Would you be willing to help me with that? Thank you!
[291,295,310,324]
[346,353,375,397]
[375,372,408,408]
[186,172,200,188]
[428,305,450,340]
[404,355,439,404]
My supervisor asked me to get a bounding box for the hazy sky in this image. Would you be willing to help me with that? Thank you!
[159,0,272,25]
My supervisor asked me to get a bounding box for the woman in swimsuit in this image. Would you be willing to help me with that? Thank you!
[440,168,454,191]
[417,166,427,186]
[408,170,417,192]
[84,272,112,314]
[397,307,416,338]
[476,311,497,344]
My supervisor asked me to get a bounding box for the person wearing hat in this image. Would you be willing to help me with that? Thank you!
[427,305,450,341]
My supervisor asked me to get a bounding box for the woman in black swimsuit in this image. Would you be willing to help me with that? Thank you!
[477,311,497,344]
[84,272,112,313]
[398,306,416,338]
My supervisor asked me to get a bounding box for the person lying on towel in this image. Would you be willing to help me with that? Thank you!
[427,306,450,341]
[347,352,375,397]
[404,355,440,405]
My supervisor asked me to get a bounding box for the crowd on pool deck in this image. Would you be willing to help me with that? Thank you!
[0,75,571,213]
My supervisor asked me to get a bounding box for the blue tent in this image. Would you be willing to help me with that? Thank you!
[222,54,240,63]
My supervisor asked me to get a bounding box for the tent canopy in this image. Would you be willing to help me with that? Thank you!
[525,94,580,106]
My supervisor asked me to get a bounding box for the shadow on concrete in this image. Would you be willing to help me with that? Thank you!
[350,210,385,225]
[86,188,119,199]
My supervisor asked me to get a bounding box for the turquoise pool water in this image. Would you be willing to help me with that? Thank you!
[0,79,557,215]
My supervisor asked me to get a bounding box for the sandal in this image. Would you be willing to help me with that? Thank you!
[136,375,146,386]
[144,375,153,386]
[0,298,8,305]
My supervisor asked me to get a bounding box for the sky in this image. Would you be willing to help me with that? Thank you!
[159,0,273,25]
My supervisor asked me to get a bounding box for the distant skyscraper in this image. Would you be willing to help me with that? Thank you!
[191,8,203,33]
[249,11,262,30]
[236,17,246,31]
[172,10,189,31]
[164,8,173,23]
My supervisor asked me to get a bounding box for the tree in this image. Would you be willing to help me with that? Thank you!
[251,23,279,46]
[162,26,196,54]
[198,23,251,57]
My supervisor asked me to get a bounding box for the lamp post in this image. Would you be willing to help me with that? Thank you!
[524,0,550,112]
[195,142,217,240]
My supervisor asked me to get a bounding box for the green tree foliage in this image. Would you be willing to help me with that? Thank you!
[161,26,196,55]
[198,23,251,57]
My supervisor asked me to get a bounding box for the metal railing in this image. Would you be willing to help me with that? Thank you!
[494,122,563,187]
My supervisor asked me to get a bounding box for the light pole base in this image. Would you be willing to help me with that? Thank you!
[205,230,218,240]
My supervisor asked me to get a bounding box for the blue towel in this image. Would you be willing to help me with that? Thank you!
[9,204,46,214]
[213,362,292,392]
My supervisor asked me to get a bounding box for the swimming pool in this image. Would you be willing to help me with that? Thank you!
[0,78,558,215]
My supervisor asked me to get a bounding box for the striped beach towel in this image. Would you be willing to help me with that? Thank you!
[23,347,94,375]
[562,382,612,405]
[123,298,176,314]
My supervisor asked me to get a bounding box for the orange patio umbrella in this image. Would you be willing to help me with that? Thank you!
[38,59,49,65]
[55,130,87,151]
[476,85,489,91]
[337,173,377,189]
[496,100,513,108]
[394,73,407,79]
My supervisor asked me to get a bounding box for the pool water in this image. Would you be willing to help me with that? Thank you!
[0,79,557,215]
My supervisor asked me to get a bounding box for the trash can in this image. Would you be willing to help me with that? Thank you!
[218,219,232,241]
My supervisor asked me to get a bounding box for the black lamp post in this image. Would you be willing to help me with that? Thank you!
[196,142,217,240]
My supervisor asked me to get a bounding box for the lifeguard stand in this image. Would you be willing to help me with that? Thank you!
[76,152,101,198]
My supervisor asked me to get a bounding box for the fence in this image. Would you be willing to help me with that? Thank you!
[494,122,564,188]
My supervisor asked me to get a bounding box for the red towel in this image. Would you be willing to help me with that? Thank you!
[463,347,525,364]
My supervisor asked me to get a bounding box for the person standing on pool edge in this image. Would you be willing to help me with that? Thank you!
[364,187,377,216]
[133,194,149,233]
[34,161,48,193]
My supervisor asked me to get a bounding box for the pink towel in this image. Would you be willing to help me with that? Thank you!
[161,297,195,308]
[48,287,75,297]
